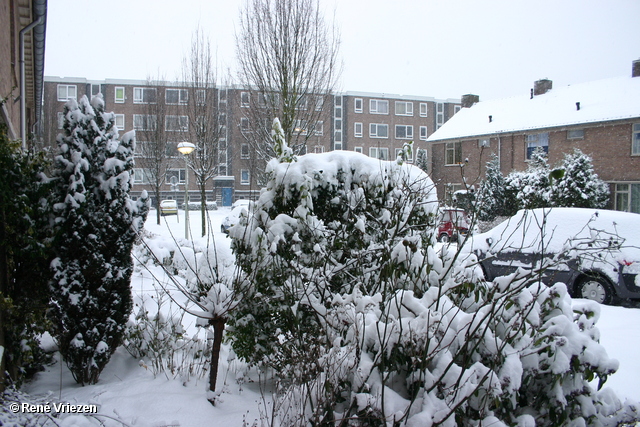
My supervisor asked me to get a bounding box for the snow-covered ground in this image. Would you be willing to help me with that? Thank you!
[13,208,640,426]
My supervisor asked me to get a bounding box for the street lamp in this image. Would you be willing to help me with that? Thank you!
[177,142,196,239]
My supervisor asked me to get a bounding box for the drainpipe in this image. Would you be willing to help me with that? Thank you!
[19,16,44,149]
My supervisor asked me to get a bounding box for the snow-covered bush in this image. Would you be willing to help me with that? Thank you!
[477,153,508,221]
[227,128,639,425]
[551,149,609,208]
[48,95,149,385]
[505,148,552,211]
[124,293,210,383]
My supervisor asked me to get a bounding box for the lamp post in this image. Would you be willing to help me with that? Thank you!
[177,142,196,239]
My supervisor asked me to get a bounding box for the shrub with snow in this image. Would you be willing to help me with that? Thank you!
[48,95,149,385]
[227,127,639,425]
[551,149,609,208]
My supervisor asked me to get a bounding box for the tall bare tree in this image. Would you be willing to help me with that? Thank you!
[181,29,225,237]
[235,0,341,165]
[135,78,178,225]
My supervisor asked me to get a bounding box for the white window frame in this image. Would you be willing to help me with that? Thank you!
[115,86,125,103]
[165,115,189,132]
[354,98,363,113]
[369,123,388,138]
[241,143,250,159]
[240,169,250,185]
[133,114,157,131]
[196,89,206,105]
[395,125,413,139]
[419,126,428,140]
[165,88,188,105]
[370,99,389,114]
[133,87,157,104]
[445,142,462,165]
[133,168,150,184]
[314,146,324,154]
[354,146,363,154]
[240,117,250,132]
[454,105,461,114]
[395,148,414,162]
[615,182,640,213]
[526,132,549,159]
[241,91,250,107]
[115,114,125,131]
[420,103,428,117]
[395,101,413,116]
[314,121,324,136]
[57,84,77,101]
[315,95,324,111]
[166,168,186,184]
[90,84,101,97]
[567,129,584,140]
[354,122,363,137]
[478,138,490,148]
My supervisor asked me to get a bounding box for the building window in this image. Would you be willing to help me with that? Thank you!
[354,146,363,154]
[115,86,125,103]
[419,126,428,140]
[196,89,206,105]
[478,138,490,148]
[615,183,640,213]
[334,142,342,150]
[369,123,388,138]
[240,117,250,131]
[370,99,389,114]
[354,98,363,113]
[115,114,125,131]
[526,132,549,159]
[314,121,324,136]
[436,102,445,129]
[241,143,250,159]
[166,89,188,105]
[354,122,363,137]
[395,101,413,116]
[419,103,428,117]
[567,129,584,140]
[133,168,150,184]
[134,87,157,104]
[395,148,414,162]
[315,95,324,111]
[334,131,342,142]
[369,147,389,160]
[166,169,186,184]
[445,142,462,165]
[90,84,101,96]
[241,92,250,107]
[395,125,413,139]
[240,169,250,185]
[454,105,461,114]
[633,124,640,155]
[165,115,188,132]
[314,146,324,154]
[57,84,77,101]
[133,114,157,131]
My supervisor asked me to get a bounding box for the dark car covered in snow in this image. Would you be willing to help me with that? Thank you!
[465,208,640,305]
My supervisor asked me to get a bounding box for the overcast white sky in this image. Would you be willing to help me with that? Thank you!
[44,0,640,101]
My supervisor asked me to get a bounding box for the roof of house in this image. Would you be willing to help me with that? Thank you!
[427,75,640,142]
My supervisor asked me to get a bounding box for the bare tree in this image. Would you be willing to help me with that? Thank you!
[235,0,341,166]
[135,78,178,225]
[181,29,225,237]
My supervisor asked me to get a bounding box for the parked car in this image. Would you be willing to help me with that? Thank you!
[438,208,471,243]
[466,208,640,305]
[185,200,218,210]
[159,199,178,216]
[221,202,253,234]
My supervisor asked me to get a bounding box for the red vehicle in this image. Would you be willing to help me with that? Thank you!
[437,208,471,243]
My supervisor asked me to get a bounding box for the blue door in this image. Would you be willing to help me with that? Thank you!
[222,188,233,207]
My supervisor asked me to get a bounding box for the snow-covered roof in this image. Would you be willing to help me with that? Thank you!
[428,75,640,142]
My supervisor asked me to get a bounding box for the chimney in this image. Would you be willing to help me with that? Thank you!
[461,94,479,108]
[633,59,640,78]
[576,102,581,111]
[533,79,553,96]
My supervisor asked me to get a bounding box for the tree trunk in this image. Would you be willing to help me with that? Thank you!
[208,317,226,401]
[200,183,207,237]
[155,188,162,225]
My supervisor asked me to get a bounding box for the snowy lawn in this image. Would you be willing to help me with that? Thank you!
[15,208,640,426]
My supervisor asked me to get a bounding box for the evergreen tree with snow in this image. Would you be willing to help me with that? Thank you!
[415,147,428,172]
[49,95,149,385]
[478,153,507,221]
[505,148,552,210]
[552,148,609,208]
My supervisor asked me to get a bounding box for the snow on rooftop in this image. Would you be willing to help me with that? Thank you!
[428,75,640,141]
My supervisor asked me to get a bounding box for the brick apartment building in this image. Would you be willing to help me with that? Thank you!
[42,76,461,206]
[428,60,640,213]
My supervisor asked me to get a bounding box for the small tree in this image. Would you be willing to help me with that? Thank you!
[552,148,609,208]
[49,95,149,385]
[505,148,551,210]
[415,147,428,172]
[478,153,507,221]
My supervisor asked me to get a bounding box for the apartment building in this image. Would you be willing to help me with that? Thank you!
[43,76,461,206]
[427,60,640,213]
